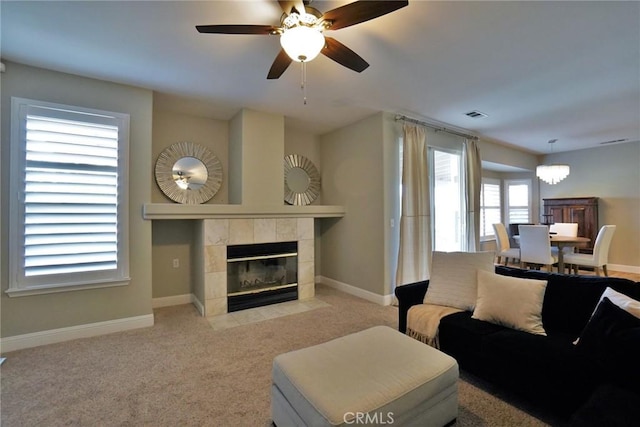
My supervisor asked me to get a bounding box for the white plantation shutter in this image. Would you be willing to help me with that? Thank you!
[507,181,532,224]
[9,98,130,295]
[480,179,501,239]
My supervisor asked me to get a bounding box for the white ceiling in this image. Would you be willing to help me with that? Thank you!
[2,1,639,154]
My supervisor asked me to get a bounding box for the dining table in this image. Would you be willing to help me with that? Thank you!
[514,234,591,273]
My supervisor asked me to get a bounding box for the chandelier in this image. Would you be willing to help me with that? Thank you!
[536,139,570,185]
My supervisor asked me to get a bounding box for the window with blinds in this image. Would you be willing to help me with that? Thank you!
[9,98,130,295]
[480,179,501,239]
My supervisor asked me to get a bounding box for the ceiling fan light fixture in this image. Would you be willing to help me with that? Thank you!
[280,26,325,62]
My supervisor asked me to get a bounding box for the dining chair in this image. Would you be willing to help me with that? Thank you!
[492,223,520,265]
[549,222,578,237]
[564,225,616,276]
[507,223,533,248]
[518,225,558,272]
[549,222,579,257]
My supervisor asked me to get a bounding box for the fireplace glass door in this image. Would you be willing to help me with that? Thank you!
[227,241,298,311]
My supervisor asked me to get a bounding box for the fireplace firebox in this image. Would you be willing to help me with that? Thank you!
[227,241,298,312]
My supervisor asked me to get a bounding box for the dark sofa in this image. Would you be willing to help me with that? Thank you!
[395,265,640,422]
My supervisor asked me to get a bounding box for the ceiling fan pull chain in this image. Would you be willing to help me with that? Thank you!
[301,61,308,105]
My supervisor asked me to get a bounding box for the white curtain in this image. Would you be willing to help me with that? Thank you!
[463,138,482,252]
[395,124,431,286]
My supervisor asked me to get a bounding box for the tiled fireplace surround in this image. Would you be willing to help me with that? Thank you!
[199,217,315,317]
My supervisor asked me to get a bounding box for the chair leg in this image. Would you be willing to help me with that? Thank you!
[504,258,509,266]
[603,265,609,276]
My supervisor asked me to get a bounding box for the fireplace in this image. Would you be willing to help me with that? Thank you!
[227,241,298,312]
[199,217,315,317]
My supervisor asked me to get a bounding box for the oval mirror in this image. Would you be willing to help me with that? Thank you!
[284,154,320,205]
[155,142,223,204]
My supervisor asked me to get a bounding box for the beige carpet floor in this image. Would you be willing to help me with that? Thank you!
[1,284,559,426]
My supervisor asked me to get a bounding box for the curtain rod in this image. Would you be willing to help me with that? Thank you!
[395,115,478,141]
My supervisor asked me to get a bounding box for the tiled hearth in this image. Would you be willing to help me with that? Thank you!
[199,217,315,317]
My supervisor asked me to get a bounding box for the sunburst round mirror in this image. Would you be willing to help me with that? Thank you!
[284,154,320,205]
[155,142,223,204]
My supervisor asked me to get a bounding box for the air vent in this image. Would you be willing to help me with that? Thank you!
[465,110,488,118]
[599,138,628,145]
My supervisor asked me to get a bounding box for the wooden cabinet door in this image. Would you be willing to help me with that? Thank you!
[547,206,565,224]
[543,197,598,253]
[565,205,590,252]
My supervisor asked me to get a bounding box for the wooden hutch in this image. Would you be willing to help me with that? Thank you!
[543,197,598,253]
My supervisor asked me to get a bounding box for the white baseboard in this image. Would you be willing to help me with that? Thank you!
[192,296,205,316]
[609,264,640,274]
[152,293,205,316]
[152,293,193,309]
[317,276,394,306]
[0,314,154,353]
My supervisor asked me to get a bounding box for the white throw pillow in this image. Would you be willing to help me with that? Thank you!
[423,251,496,311]
[596,287,640,319]
[472,270,548,336]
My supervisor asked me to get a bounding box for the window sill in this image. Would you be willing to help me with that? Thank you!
[5,278,131,298]
[479,236,497,243]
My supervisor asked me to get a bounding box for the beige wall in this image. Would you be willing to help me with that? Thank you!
[229,109,284,206]
[150,109,229,298]
[478,139,539,171]
[151,220,194,299]
[151,109,229,204]
[383,113,402,295]
[540,141,640,267]
[0,62,153,338]
[320,113,387,295]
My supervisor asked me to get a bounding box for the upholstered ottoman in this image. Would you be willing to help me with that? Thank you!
[271,326,458,427]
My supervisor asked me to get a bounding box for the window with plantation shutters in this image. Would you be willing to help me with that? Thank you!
[506,179,532,224]
[480,179,501,240]
[8,98,130,296]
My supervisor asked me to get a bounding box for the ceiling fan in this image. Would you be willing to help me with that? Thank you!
[196,0,409,79]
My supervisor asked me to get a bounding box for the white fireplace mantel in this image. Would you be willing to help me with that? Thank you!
[142,203,345,220]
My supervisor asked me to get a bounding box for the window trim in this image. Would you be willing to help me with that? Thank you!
[7,97,131,297]
[479,177,501,242]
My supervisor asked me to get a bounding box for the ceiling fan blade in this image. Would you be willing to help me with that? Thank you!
[322,0,408,31]
[196,24,277,35]
[267,49,294,79]
[321,37,369,73]
[278,0,305,15]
